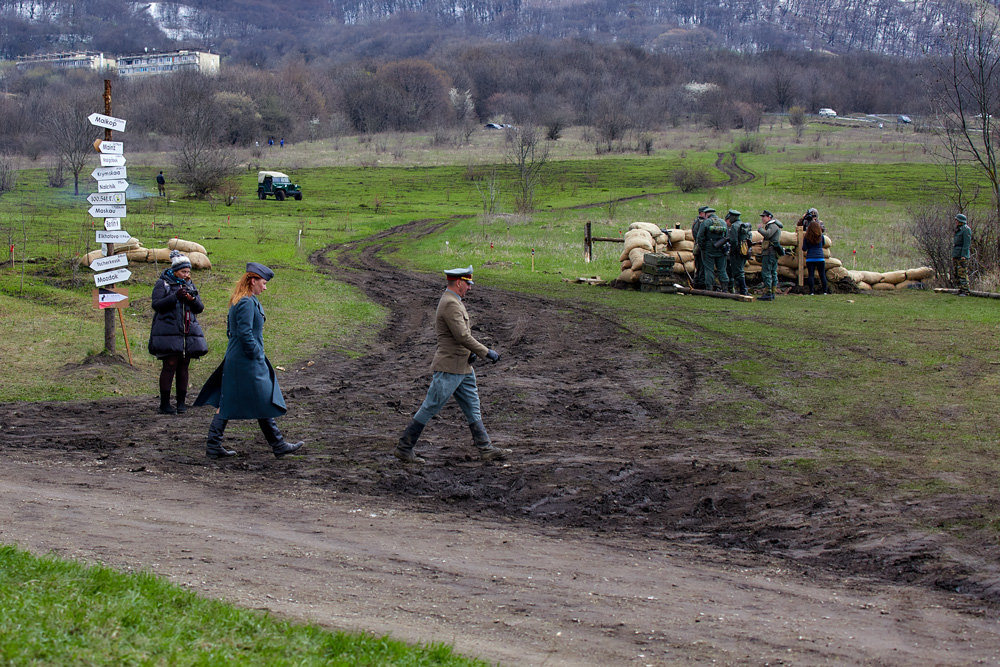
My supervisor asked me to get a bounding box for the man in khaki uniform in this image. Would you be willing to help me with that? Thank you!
[395,265,511,464]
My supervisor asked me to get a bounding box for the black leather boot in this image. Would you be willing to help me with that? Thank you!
[739,276,750,296]
[206,414,236,459]
[259,418,304,458]
[175,394,187,414]
[470,420,511,461]
[158,392,176,415]
[395,419,426,463]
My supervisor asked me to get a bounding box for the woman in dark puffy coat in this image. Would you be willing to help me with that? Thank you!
[148,251,208,414]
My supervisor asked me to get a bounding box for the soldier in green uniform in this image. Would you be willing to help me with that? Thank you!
[691,206,709,289]
[725,209,752,295]
[952,213,972,296]
[695,207,729,291]
[757,210,783,301]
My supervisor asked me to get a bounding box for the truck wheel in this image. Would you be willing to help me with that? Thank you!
[275,190,286,201]
[294,193,302,201]
[258,190,266,200]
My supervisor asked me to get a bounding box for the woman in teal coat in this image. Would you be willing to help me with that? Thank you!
[194,262,304,459]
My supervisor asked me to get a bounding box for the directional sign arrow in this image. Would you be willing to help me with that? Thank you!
[88,205,126,218]
[87,192,125,205]
[97,179,129,193]
[100,154,126,167]
[91,166,127,181]
[88,113,127,132]
[93,139,124,155]
[94,267,132,287]
[89,254,129,272]
[96,230,131,244]
[104,218,122,231]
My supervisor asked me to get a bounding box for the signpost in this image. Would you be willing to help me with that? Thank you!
[91,166,128,181]
[95,230,131,244]
[93,139,124,154]
[103,217,122,231]
[94,267,132,287]
[99,154,126,167]
[88,112,127,132]
[92,287,129,310]
[87,192,125,205]
[88,204,126,218]
[89,254,129,272]
[97,179,129,193]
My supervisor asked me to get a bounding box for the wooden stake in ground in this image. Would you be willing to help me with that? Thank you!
[673,285,754,302]
[117,308,133,366]
[933,288,1000,299]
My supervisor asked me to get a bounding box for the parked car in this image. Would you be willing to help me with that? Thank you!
[818,108,837,118]
[257,171,302,201]
[897,115,912,124]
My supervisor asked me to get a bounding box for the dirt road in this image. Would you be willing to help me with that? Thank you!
[1,218,998,664]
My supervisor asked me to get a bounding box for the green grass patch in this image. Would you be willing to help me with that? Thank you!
[0,545,484,666]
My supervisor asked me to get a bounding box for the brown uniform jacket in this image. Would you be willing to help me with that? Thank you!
[431,289,490,374]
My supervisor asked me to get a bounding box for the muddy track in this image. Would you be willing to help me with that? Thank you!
[2,209,999,610]
[714,152,755,186]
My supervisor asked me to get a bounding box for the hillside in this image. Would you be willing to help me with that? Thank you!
[0,0,981,63]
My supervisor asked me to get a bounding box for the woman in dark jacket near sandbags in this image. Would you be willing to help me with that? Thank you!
[193,262,304,460]
[148,251,208,414]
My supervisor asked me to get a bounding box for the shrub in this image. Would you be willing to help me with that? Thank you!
[672,165,711,192]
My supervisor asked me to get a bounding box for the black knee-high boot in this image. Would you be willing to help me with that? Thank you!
[206,414,236,459]
[258,418,304,458]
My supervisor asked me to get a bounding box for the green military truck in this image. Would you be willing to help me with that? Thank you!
[257,171,302,201]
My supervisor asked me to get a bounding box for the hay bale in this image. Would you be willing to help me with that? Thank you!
[147,247,172,262]
[881,270,907,285]
[684,229,694,242]
[779,230,798,246]
[669,240,695,252]
[619,247,631,262]
[778,265,797,280]
[629,221,662,236]
[168,238,208,255]
[623,230,654,254]
[777,255,799,268]
[822,234,832,249]
[112,238,142,254]
[188,251,212,270]
[906,266,935,281]
[621,259,632,270]
[857,281,872,291]
[825,256,842,268]
[860,271,882,285]
[872,282,896,291]
[895,279,919,289]
[617,268,638,283]
[751,230,763,243]
[848,270,865,283]
[826,265,850,281]
[126,248,150,262]
[628,247,647,271]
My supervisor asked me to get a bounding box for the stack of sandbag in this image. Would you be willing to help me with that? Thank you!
[846,266,934,291]
[79,237,211,270]
[617,222,695,284]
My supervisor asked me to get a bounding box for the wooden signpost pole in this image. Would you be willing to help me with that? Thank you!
[102,79,116,355]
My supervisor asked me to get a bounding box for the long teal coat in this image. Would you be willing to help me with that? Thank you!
[194,296,286,419]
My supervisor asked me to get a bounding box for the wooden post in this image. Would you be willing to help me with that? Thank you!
[102,79,116,355]
[117,308,133,366]
[796,227,805,288]
[584,221,592,263]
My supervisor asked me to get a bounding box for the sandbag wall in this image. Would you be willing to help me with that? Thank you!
[80,238,212,270]
[615,222,933,289]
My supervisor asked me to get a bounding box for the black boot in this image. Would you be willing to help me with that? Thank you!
[739,277,750,296]
[176,394,187,414]
[259,418,304,458]
[395,419,426,464]
[470,420,511,461]
[206,414,236,459]
[158,392,176,415]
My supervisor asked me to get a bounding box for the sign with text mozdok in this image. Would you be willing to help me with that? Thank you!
[88,112,127,132]
[96,230,131,244]
[87,192,125,205]
[89,204,126,218]
[89,254,129,272]
[93,267,132,287]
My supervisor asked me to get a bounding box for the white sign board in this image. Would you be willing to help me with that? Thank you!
[89,204,126,218]
[89,254,129,272]
[88,113,127,132]
[87,192,125,205]
[95,230,131,244]
[100,154,126,167]
[95,140,124,155]
[104,218,122,231]
[94,268,132,287]
[97,179,129,193]
[92,166,128,181]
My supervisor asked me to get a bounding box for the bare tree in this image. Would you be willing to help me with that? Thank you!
[504,125,549,213]
[172,95,240,197]
[45,93,94,196]
[0,153,17,197]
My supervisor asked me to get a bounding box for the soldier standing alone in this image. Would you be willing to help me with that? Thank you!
[395,265,511,464]
[953,213,972,296]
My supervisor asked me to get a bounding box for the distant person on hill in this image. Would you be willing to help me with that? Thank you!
[194,262,304,460]
[802,220,830,294]
[156,171,165,197]
[148,251,207,414]
[952,213,972,296]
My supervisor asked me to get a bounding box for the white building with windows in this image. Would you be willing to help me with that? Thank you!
[16,52,116,72]
[116,50,220,78]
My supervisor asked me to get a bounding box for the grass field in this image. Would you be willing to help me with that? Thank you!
[2,117,1000,660]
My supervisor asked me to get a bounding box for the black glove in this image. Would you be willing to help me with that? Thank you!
[468,352,478,364]
[176,287,188,300]
[486,349,500,363]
